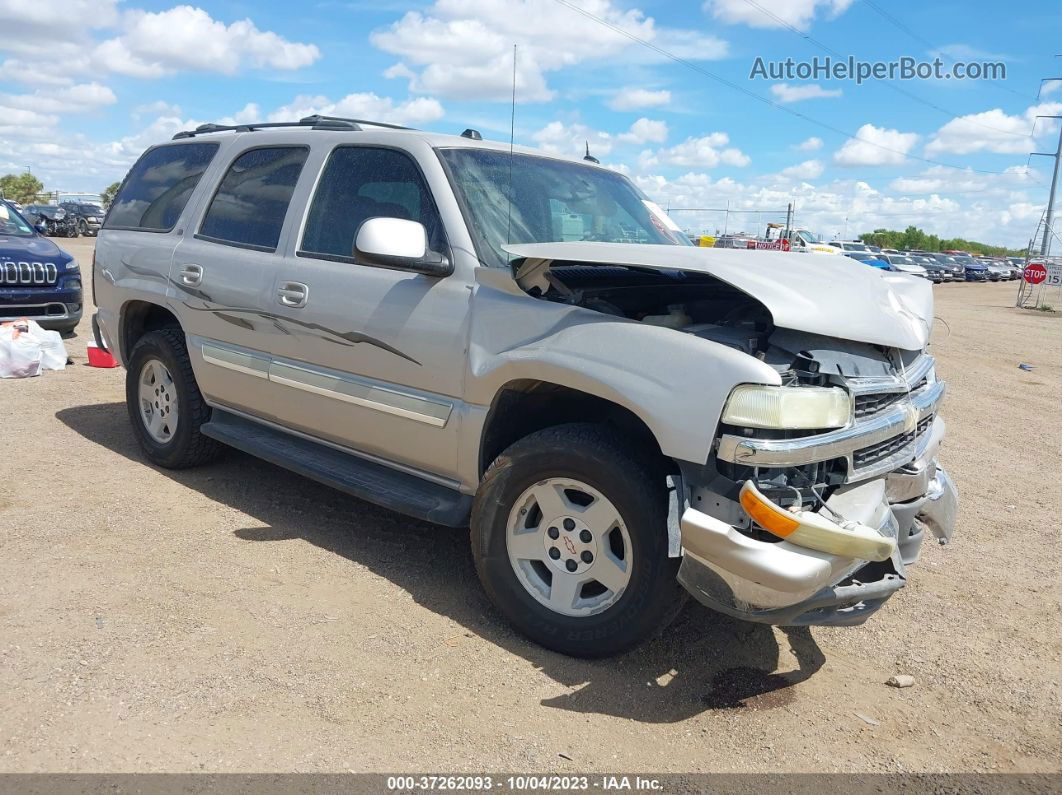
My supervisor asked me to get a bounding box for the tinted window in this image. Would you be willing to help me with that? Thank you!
[105,143,218,231]
[198,146,309,251]
[300,147,445,261]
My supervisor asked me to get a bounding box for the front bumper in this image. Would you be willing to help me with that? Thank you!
[0,285,83,330]
[678,465,958,626]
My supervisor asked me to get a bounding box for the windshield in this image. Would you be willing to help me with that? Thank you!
[797,229,823,244]
[843,243,868,251]
[0,201,34,237]
[438,148,689,267]
[890,256,917,266]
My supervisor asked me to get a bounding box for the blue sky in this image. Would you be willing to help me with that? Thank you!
[2,0,1060,246]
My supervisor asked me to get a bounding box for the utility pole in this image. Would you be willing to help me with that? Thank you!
[1031,114,1062,256]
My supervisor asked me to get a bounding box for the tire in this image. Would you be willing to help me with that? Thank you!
[66,223,78,238]
[471,423,684,658]
[125,327,221,469]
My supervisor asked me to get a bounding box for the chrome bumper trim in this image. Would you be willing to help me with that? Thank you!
[917,466,958,543]
[716,379,945,481]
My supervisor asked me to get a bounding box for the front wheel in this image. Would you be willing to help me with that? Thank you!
[471,424,684,657]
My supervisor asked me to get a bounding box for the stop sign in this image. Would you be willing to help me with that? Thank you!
[1024,263,1047,284]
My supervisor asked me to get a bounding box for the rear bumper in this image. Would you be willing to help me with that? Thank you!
[677,464,958,627]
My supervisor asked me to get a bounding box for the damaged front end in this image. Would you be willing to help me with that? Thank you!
[678,333,958,626]
[503,241,959,628]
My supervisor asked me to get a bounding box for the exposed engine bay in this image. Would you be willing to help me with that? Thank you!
[519,260,933,543]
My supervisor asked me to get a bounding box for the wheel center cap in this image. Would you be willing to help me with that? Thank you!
[543,515,598,575]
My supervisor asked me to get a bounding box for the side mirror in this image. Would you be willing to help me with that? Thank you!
[34,222,47,234]
[354,217,452,277]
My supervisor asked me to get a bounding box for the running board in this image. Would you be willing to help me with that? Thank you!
[201,410,472,527]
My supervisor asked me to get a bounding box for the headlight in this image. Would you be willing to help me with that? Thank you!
[722,385,852,429]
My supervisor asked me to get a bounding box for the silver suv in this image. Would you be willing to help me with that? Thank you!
[92,115,958,657]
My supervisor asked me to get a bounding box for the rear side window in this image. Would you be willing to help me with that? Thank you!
[105,143,218,232]
[300,146,445,262]
[198,146,309,251]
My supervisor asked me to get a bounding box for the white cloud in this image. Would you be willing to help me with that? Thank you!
[924,103,1062,156]
[833,124,919,166]
[618,118,668,145]
[609,88,671,111]
[532,121,613,158]
[0,59,76,86]
[796,136,823,151]
[133,100,183,118]
[0,83,117,115]
[888,165,1036,196]
[93,6,320,77]
[705,0,853,30]
[0,0,119,55]
[372,0,726,102]
[770,83,842,103]
[780,159,824,179]
[656,133,750,168]
[266,93,445,126]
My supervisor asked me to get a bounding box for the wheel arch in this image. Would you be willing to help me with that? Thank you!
[478,379,670,479]
[120,300,181,362]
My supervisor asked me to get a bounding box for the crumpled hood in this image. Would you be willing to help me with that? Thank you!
[504,241,933,351]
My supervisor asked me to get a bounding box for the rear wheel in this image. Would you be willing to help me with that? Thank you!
[471,423,683,657]
[125,328,221,469]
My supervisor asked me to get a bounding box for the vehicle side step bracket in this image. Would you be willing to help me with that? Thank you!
[201,410,471,527]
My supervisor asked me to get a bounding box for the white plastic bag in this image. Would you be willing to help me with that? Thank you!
[0,319,68,378]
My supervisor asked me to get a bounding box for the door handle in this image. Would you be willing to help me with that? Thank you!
[277,281,309,308]
[178,264,203,286]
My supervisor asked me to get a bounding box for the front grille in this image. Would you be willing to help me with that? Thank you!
[1,261,58,286]
[854,379,928,418]
[853,414,934,469]
[854,392,905,418]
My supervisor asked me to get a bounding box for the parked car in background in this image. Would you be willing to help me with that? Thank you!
[827,240,881,254]
[911,255,953,282]
[882,254,933,281]
[60,202,106,236]
[844,251,890,269]
[0,199,83,334]
[90,117,958,657]
[954,257,988,281]
[980,260,1012,281]
[930,254,967,281]
[22,204,79,237]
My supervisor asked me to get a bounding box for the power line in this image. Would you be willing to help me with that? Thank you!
[860,0,1037,102]
[740,0,1030,140]
[551,0,1017,175]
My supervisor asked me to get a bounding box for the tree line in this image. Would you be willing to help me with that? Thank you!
[859,225,1025,257]
[0,172,122,207]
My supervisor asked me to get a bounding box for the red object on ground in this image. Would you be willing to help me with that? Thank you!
[1024,263,1047,284]
[87,342,119,368]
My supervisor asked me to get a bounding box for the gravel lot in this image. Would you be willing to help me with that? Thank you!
[1,236,1059,774]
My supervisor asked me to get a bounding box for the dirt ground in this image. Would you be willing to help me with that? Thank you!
[1,236,1059,774]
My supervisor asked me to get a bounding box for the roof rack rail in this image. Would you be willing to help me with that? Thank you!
[171,115,413,140]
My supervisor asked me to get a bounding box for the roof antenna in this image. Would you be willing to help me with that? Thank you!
[583,141,599,164]
[506,44,517,247]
